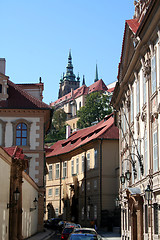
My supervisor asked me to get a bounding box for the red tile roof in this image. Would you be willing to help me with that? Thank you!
[46,114,119,158]
[0,79,51,110]
[126,19,140,34]
[4,146,25,160]
[107,87,115,93]
[51,79,108,107]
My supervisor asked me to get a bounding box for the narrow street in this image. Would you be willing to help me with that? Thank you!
[50,230,121,240]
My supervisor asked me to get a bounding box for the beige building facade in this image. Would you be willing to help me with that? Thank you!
[111,0,160,239]
[46,114,120,230]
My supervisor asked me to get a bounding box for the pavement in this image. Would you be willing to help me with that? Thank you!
[24,228,55,240]
[24,228,121,240]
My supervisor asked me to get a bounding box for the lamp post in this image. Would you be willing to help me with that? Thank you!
[7,187,20,209]
[30,197,38,212]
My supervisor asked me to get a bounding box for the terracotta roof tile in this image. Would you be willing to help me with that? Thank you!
[51,79,108,107]
[126,19,140,34]
[4,146,25,160]
[0,79,51,109]
[46,114,119,158]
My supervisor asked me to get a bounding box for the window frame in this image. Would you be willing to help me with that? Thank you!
[48,164,53,180]
[12,119,32,147]
[56,163,60,179]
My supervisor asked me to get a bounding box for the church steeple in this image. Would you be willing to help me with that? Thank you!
[58,50,80,98]
[64,50,76,81]
[82,75,86,85]
[94,64,99,82]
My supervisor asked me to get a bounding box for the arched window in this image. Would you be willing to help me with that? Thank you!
[16,123,27,146]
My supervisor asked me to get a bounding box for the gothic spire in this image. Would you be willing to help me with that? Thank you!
[82,75,86,85]
[94,64,99,82]
[64,50,76,81]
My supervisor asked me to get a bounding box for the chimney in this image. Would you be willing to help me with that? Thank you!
[0,58,6,75]
[66,125,71,139]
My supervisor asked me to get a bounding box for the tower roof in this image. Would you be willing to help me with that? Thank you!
[94,64,99,82]
[63,50,76,82]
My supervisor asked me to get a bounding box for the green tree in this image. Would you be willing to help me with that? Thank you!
[45,108,67,143]
[77,92,112,129]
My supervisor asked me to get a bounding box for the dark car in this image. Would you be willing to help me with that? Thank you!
[68,233,98,240]
[58,221,67,233]
[44,218,62,229]
[61,227,75,240]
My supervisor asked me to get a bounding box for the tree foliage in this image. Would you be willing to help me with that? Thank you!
[77,92,112,129]
[45,108,67,143]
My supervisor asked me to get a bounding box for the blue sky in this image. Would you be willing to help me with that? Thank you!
[1,0,134,104]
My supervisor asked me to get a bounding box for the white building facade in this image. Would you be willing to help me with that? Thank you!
[112,1,160,239]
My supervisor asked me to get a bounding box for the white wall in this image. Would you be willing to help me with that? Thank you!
[22,173,39,238]
[0,155,11,240]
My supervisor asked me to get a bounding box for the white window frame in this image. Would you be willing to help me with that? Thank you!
[71,159,74,176]
[63,161,67,178]
[153,130,158,172]
[55,188,59,196]
[56,163,60,179]
[151,54,157,94]
[48,164,53,180]
[48,188,52,197]
[87,153,90,170]
[76,157,79,174]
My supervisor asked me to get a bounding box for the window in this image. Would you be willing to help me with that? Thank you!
[48,164,53,180]
[94,205,97,220]
[130,90,134,122]
[81,207,84,220]
[71,159,74,175]
[151,54,157,94]
[76,158,79,174]
[63,161,67,178]
[94,179,97,189]
[55,208,59,217]
[144,129,148,176]
[94,150,98,168]
[0,84,2,93]
[87,153,90,170]
[55,188,59,196]
[87,181,90,190]
[56,163,60,179]
[154,204,158,234]
[79,102,81,109]
[16,123,27,146]
[48,188,52,197]
[82,155,84,172]
[0,119,6,146]
[136,78,140,114]
[87,205,90,220]
[153,130,158,172]
[143,73,146,104]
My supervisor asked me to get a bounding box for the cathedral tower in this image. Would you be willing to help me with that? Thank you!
[58,50,80,98]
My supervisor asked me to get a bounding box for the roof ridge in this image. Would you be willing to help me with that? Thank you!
[8,79,51,109]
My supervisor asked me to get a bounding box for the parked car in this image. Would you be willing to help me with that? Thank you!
[44,218,62,229]
[64,222,81,228]
[61,226,75,240]
[68,233,98,240]
[58,221,67,233]
[72,228,102,239]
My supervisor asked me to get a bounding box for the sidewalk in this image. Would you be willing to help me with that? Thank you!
[24,228,55,240]
[97,230,121,240]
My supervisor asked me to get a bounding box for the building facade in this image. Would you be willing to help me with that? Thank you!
[45,114,120,230]
[0,58,52,236]
[111,0,160,239]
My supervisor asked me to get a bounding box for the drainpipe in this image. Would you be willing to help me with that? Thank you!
[100,139,103,227]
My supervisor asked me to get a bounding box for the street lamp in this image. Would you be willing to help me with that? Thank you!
[30,197,38,212]
[7,187,20,209]
[145,185,160,210]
